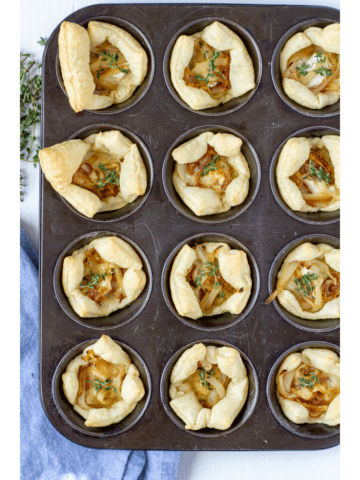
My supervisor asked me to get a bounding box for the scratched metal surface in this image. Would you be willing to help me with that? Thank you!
[40,3,340,450]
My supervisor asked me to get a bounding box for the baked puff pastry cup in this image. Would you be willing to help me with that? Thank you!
[62,335,146,428]
[172,131,250,216]
[276,348,340,426]
[168,343,249,431]
[266,242,340,321]
[280,23,340,109]
[39,129,147,219]
[170,242,252,320]
[276,135,340,213]
[62,236,146,318]
[170,21,255,110]
[58,21,148,112]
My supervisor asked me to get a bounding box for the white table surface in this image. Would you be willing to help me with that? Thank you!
[20,1,341,478]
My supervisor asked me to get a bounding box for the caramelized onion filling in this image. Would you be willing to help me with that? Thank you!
[282,44,340,94]
[185,145,234,195]
[183,363,230,409]
[266,258,340,312]
[80,247,127,305]
[277,361,339,418]
[76,349,125,410]
[183,38,231,100]
[186,244,239,315]
[289,146,339,208]
[72,154,120,200]
[90,40,130,96]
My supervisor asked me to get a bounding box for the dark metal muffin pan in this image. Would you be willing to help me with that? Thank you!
[40,3,339,451]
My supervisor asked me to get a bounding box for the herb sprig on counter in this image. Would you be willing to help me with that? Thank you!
[20,38,48,200]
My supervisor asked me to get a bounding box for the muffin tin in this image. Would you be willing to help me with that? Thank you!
[39,3,340,450]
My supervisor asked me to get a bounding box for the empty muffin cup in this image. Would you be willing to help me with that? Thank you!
[269,126,340,225]
[61,124,154,222]
[161,232,260,331]
[52,338,151,437]
[53,231,153,330]
[267,233,340,332]
[160,339,259,437]
[162,125,261,224]
[271,18,340,118]
[266,340,340,439]
[163,17,262,116]
[56,15,155,115]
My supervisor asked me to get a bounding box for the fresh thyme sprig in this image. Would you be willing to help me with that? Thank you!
[87,377,117,393]
[198,368,215,390]
[20,38,47,200]
[315,65,333,77]
[195,50,222,85]
[20,173,25,202]
[294,272,320,297]
[297,373,319,390]
[81,270,108,289]
[99,50,129,73]
[201,155,219,177]
[315,50,326,64]
[296,62,309,76]
[97,163,119,189]
[194,261,225,298]
[304,159,332,185]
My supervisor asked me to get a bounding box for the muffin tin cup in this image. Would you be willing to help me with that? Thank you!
[56,15,155,115]
[53,231,153,330]
[63,124,154,222]
[161,232,260,331]
[269,125,340,225]
[267,233,340,333]
[160,339,259,437]
[52,338,152,437]
[163,16,262,116]
[266,340,340,439]
[271,18,340,118]
[162,125,261,224]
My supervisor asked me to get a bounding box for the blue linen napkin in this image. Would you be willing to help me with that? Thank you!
[20,228,180,480]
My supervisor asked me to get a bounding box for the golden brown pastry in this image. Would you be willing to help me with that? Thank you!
[170,242,251,319]
[276,135,340,212]
[62,236,146,318]
[172,131,250,216]
[58,21,148,112]
[39,130,147,218]
[169,343,248,430]
[62,335,145,427]
[266,242,340,320]
[280,24,340,109]
[170,21,255,110]
[276,348,340,426]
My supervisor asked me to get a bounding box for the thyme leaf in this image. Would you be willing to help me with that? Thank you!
[315,65,333,77]
[201,155,219,177]
[296,62,309,76]
[297,373,319,390]
[294,272,320,297]
[198,369,213,390]
[87,377,117,393]
[315,50,326,64]
[195,50,222,85]
[307,159,332,185]
[97,163,119,189]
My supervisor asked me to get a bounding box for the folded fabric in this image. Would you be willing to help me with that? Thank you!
[20,228,180,480]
